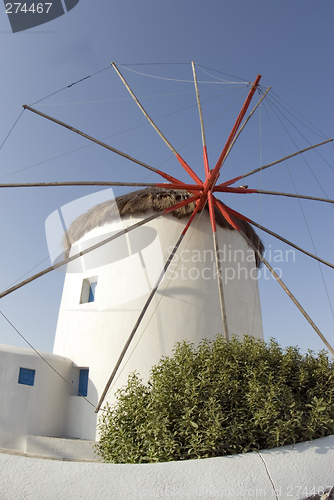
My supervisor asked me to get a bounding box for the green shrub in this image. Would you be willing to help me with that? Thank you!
[95,335,334,463]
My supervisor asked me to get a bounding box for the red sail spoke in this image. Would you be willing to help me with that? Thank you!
[213,198,241,231]
[211,76,261,181]
[215,199,252,224]
[200,76,261,201]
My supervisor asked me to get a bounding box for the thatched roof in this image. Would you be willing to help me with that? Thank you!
[64,188,264,267]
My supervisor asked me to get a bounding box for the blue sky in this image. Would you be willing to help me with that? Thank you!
[0,0,333,356]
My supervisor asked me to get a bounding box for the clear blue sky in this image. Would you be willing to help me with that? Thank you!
[0,0,333,356]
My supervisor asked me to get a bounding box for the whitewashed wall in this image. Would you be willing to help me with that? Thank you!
[0,344,73,452]
[53,210,263,440]
[1,435,334,500]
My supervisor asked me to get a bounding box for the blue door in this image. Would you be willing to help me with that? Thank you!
[78,369,89,397]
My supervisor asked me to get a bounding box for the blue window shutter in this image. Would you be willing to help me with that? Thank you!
[88,282,97,303]
[18,368,35,386]
[78,369,89,397]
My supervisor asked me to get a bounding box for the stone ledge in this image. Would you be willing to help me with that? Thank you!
[25,435,98,461]
[1,435,333,500]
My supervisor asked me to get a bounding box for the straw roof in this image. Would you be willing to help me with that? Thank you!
[63,188,264,267]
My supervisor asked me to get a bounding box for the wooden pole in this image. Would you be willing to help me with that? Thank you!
[94,200,202,412]
[214,186,334,204]
[0,182,156,188]
[223,87,271,164]
[208,191,229,341]
[213,75,261,175]
[240,230,334,357]
[218,139,333,188]
[250,190,334,204]
[0,193,200,300]
[0,213,159,300]
[111,63,202,186]
[23,105,183,186]
[213,199,334,271]
[247,218,334,270]
[94,232,185,413]
[0,181,202,191]
[191,61,209,177]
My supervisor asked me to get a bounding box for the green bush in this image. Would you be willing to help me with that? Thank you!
[95,336,334,463]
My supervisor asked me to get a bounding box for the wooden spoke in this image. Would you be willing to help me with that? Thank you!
[214,186,334,204]
[0,181,156,188]
[23,105,184,186]
[219,139,333,188]
[213,198,241,232]
[207,191,229,341]
[94,199,202,413]
[248,189,334,204]
[248,218,334,271]
[0,213,160,300]
[0,181,202,190]
[0,193,200,300]
[191,61,209,177]
[213,198,334,270]
[112,63,202,186]
[240,229,334,357]
[222,86,271,165]
[213,75,261,175]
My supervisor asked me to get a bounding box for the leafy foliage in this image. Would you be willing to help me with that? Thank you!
[95,336,334,463]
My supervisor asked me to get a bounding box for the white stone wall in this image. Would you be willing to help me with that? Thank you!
[53,210,264,440]
[1,435,333,500]
[0,344,73,452]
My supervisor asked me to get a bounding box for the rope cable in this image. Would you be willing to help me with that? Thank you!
[117,63,248,85]
[264,99,334,207]
[35,86,245,107]
[0,109,25,151]
[164,90,249,158]
[2,249,61,292]
[0,309,96,408]
[195,64,250,84]
[151,89,249,170]
[195,63,250,83]
[31,65,112,106]
[268,93,326,140]
[270,90,332,140]
[266,94,334,173]
[117,62,190,66]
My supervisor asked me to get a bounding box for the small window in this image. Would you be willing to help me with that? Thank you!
[88,282,97,303]
[18,368,35,386]
[80,277,98,304]
[78,369,89,397]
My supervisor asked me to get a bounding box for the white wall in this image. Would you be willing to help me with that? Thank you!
[1,435,334,500]
[53,210,263,440]
[0,344,73,452]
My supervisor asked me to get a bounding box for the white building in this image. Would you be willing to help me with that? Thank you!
[0,188,264,453]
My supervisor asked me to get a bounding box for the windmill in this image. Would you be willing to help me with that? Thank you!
[0,62,333,433]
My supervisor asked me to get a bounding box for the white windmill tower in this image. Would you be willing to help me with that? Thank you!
[51,186,264,439]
